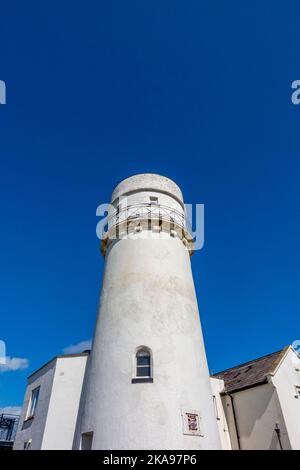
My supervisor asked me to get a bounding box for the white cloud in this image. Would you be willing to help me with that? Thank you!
[0,340,6,364]
[0,406,21,415]
[0,356,29,373]
[62,339,92,355]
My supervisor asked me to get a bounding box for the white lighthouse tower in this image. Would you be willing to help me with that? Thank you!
[75,174,221,450]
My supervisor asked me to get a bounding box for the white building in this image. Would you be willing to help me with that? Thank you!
[75,174,221,450]
[212,346,300,450]
[13,353,88,450]
[14,346,300,450]
[12,174,300,450]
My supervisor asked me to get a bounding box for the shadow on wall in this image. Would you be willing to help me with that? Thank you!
[232,384,291,450]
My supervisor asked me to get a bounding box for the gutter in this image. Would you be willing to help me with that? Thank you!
[220,379,268,396]
[227,392,241,450]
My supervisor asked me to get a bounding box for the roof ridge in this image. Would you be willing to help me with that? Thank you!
[212,348,283,377]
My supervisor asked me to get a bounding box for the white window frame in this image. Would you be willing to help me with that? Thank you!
[135,347,152,379]
[132,346,153,383]
[26,386,40,419]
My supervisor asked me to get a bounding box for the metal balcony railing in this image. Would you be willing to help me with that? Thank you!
[107,203,191,233]
[0,414,20,444]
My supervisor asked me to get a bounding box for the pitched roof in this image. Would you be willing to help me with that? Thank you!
[213,347,288,393]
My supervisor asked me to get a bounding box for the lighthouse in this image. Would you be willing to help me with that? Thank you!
[75,174,221,450]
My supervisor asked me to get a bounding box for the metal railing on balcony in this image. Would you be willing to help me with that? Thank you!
[107,203,192,234]
[0,414,20,445]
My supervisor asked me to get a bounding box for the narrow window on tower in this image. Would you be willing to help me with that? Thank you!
[149,196,158,204]
[132,347,153,383]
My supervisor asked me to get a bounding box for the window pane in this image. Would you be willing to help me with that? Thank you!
[137,355,150,366]
[136,349,149,357]
[29,387,40,417]
[137,366,151,377]
[33,387,40,402]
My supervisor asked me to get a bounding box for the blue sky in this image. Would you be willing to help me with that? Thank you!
[1,1,300,409]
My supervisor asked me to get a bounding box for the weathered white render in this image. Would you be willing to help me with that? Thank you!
[13,354,88,450]
[75,173,221,450]
[210,378,232,450]
[14,346,300,450]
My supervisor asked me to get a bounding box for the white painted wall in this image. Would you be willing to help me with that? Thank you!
[13,360,56,450]
[224,383,290,450]
[14,354,88,450]
[271,348,300,449]
[76,174,221,450]
[219,348,300,450]
[210,378,232,450]
[41,356,88,449]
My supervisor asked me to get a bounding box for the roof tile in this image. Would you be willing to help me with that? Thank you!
[213,349,285,393]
